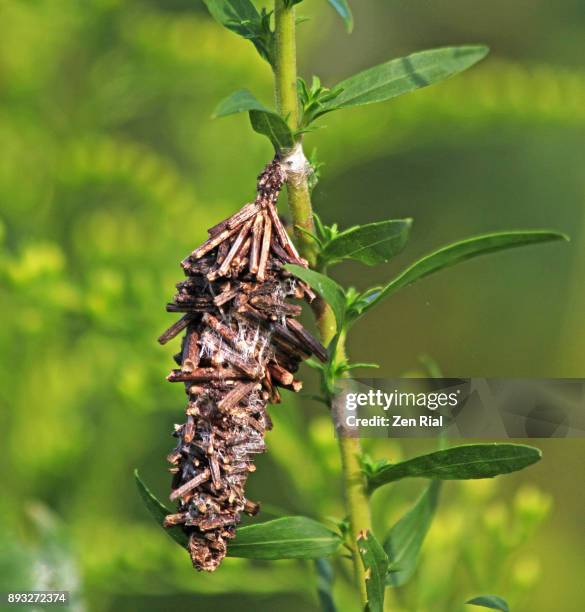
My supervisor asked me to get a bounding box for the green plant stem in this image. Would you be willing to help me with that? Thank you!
[329,330,372,607]
[338,436,372,605]
[274,0,318,265]
[273,2,372,607]
[274,0,298,130]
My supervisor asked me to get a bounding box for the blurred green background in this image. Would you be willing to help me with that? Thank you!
[1,1,584,610]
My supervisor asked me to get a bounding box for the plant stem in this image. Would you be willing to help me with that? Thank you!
[274,0,298,130]
[338,436,372,605]
[273,2,372,607]
[329,331,372,608]
[274,0,318,266]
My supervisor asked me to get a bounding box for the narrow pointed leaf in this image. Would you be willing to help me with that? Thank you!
[134,469,188,548]
[227,516,342,559]
[295,224,323,249]
[135,471,341,560]
[249,109,294,151]
[322,46,489,112]
[213,89,269,118]
[327,1,353,33]
[315,558,337,612]
[466,595,510,611]
[367,444,542,493]
[285,264,346,330]
[202,0,259,32]
[344,362,379,371]
[320,219,412,267]
[357,231,568,318]
[202,1,273,64]
[384,481,441,587]
[213,89,294,150]
[357,530,389,612]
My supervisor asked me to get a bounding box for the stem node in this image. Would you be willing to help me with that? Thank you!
[280,142,310,186]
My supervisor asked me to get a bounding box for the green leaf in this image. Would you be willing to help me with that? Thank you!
[202,0,258,32]
[384,481,441,587]
[357,530,389,612]
[466,595,510,611]
[356,230,568,318]
[296,224,324,249]
[249,110,295,151]
[298,76,346,129]
[315,558,337,612]
[326,1,353,33]
[134,469,188,549]
[212,89,294,151]
[213,88,269,117]
[343,362,379,371]
[359,454,390,479]
[227,516,342,559]
[304,358,326,371]
[320,219,412,267]
[314,211,327,242]
[367,444,542,493]
[321,46,489,113]
[202,0,274,64]
[284,264,346,331]
[135,472,341,560]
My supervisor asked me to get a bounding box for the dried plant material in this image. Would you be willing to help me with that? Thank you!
[159,158,326,572]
